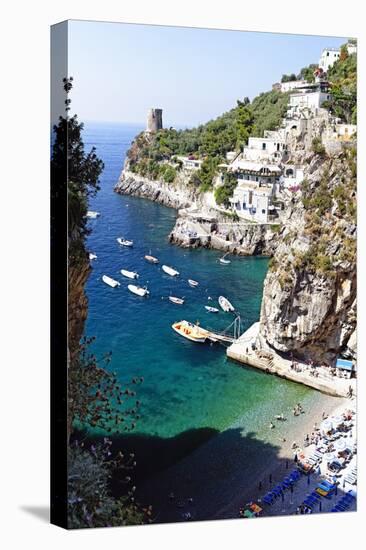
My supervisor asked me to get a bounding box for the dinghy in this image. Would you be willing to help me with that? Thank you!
[188,279,199,287]
[219,253,231,265]
[102,275,120,288]
[205,305,219,313]
[117,237,133,247]
[145,254,159,264]
[87,210,100,219]
[121,269,139,279]
[218,295,235,312]
[127,284,149,297]
[169,296,185,305]
[162,265,179,277]
[172,321,208,343]
[89,253,97,260]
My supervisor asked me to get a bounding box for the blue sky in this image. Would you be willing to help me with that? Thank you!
[68,20,346,127]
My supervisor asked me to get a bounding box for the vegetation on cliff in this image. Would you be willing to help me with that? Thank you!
[52,78,148,528]
[126,90,289,190]
[324,45,357,124]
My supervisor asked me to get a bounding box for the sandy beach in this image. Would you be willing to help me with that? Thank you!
[136,390,354,523]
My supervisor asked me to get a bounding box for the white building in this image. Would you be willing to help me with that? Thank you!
[230,184,274,223]
[287,91,331,119]
[281,165,305,189]
[241,135,287,163]
[319,48,340,72]
[177,156,203,170]
[346,41,357,55]
[280,79,308,93]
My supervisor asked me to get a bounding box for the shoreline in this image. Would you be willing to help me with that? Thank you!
[136,389,349,523]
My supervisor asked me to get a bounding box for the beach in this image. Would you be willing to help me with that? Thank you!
[135,391,353,522]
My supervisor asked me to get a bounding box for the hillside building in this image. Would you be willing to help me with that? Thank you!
[319,48,340,72]
[146,108,163,133]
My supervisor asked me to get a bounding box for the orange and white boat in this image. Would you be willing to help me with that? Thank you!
[172,320,208,343]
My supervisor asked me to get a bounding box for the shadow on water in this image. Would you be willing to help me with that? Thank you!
[73,425,356,524]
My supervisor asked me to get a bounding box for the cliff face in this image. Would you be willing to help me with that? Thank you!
[68,254,90,361]
[115,168,197,210]
[259,148,357,363]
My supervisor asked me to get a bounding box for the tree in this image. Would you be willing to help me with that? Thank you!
[281,73,297,83]
[51,78,104,264]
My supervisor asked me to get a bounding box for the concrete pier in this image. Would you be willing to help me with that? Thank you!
[227,323,356,398]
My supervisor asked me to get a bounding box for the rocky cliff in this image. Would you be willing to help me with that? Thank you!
[259,147,357,363]
[68,254,90,361]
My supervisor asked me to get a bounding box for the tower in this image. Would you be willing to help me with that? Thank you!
[146,108,163,133]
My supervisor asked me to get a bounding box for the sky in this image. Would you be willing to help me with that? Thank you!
[67,20,347,128]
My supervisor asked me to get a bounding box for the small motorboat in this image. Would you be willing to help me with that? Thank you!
[205,305,219,313]
[188,279,199,287]
[219,253,231,265]
[121,269,139,279]
[162,265,179,277]
[172,321,208,343]
[169,296,185,305]
[145,254,159,264]
[117,237,133,247]
[87,210,100,219]
[218,295,235,312]
[128,284,149,297]
[102,275,120,288]
[89,253,97,260]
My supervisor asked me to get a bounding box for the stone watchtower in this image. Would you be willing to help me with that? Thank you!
[146,108,163,133]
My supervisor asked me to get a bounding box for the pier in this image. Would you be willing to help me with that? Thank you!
[227,323,356,398]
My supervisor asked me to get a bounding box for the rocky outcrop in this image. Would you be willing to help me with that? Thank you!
[115,168,197,210]
[169,215,280,256]
[258,149,357,363]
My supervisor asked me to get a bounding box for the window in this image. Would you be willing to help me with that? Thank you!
[262,209,266,214]
[262,143,266,150]
[242,202,246,209]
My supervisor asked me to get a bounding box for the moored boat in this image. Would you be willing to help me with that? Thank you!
[219,253,231,265]
[162,264,179,277]
[188,279,199,287]
[218,295,235,312]
[102,275,120,288]
[145,254,159,264]
[172,321,208,343]
[121,269,139,279]
[205,305,219,313]
[87,210,100,219]
[128,284,149,297]
[89,253,97,260]
[117,237,133,247]
[169,296,185,305]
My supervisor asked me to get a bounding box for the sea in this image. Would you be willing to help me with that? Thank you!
[82,122,327,514]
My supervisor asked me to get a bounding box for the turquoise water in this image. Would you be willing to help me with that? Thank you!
[83,122,317,444]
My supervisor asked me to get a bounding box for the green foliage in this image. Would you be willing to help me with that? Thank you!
[214,171,238,207]
[194,156,221,192]
[250,90,290,137]
[297,64,317,83]
[51,78,104,266]
[68,441,150,528]
[281,73,297,83]
[311,137,326,157]
[325,49,357,123]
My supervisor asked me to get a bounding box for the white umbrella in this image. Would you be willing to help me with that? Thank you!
[320,419,333,434]
[324,452,336,462]
[334,438,347,452]
[331,416,344,428]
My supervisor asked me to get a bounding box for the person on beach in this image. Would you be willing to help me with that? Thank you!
[269,422,275,429]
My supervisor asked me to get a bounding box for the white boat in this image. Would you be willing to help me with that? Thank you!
[102,275,120,288]
[145,254,159,264]
[128,284,149,297]
[205,305,219,313]
[188,279,199,287]
[86,210,100,219]
[172,321,208,343]
[169,296,185,305]
[219,253,231,265]
[89,253,97,260]
[218,295,235,312]
[121,269,139,279]
[162,265,179,277]
[117,237,133,247]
